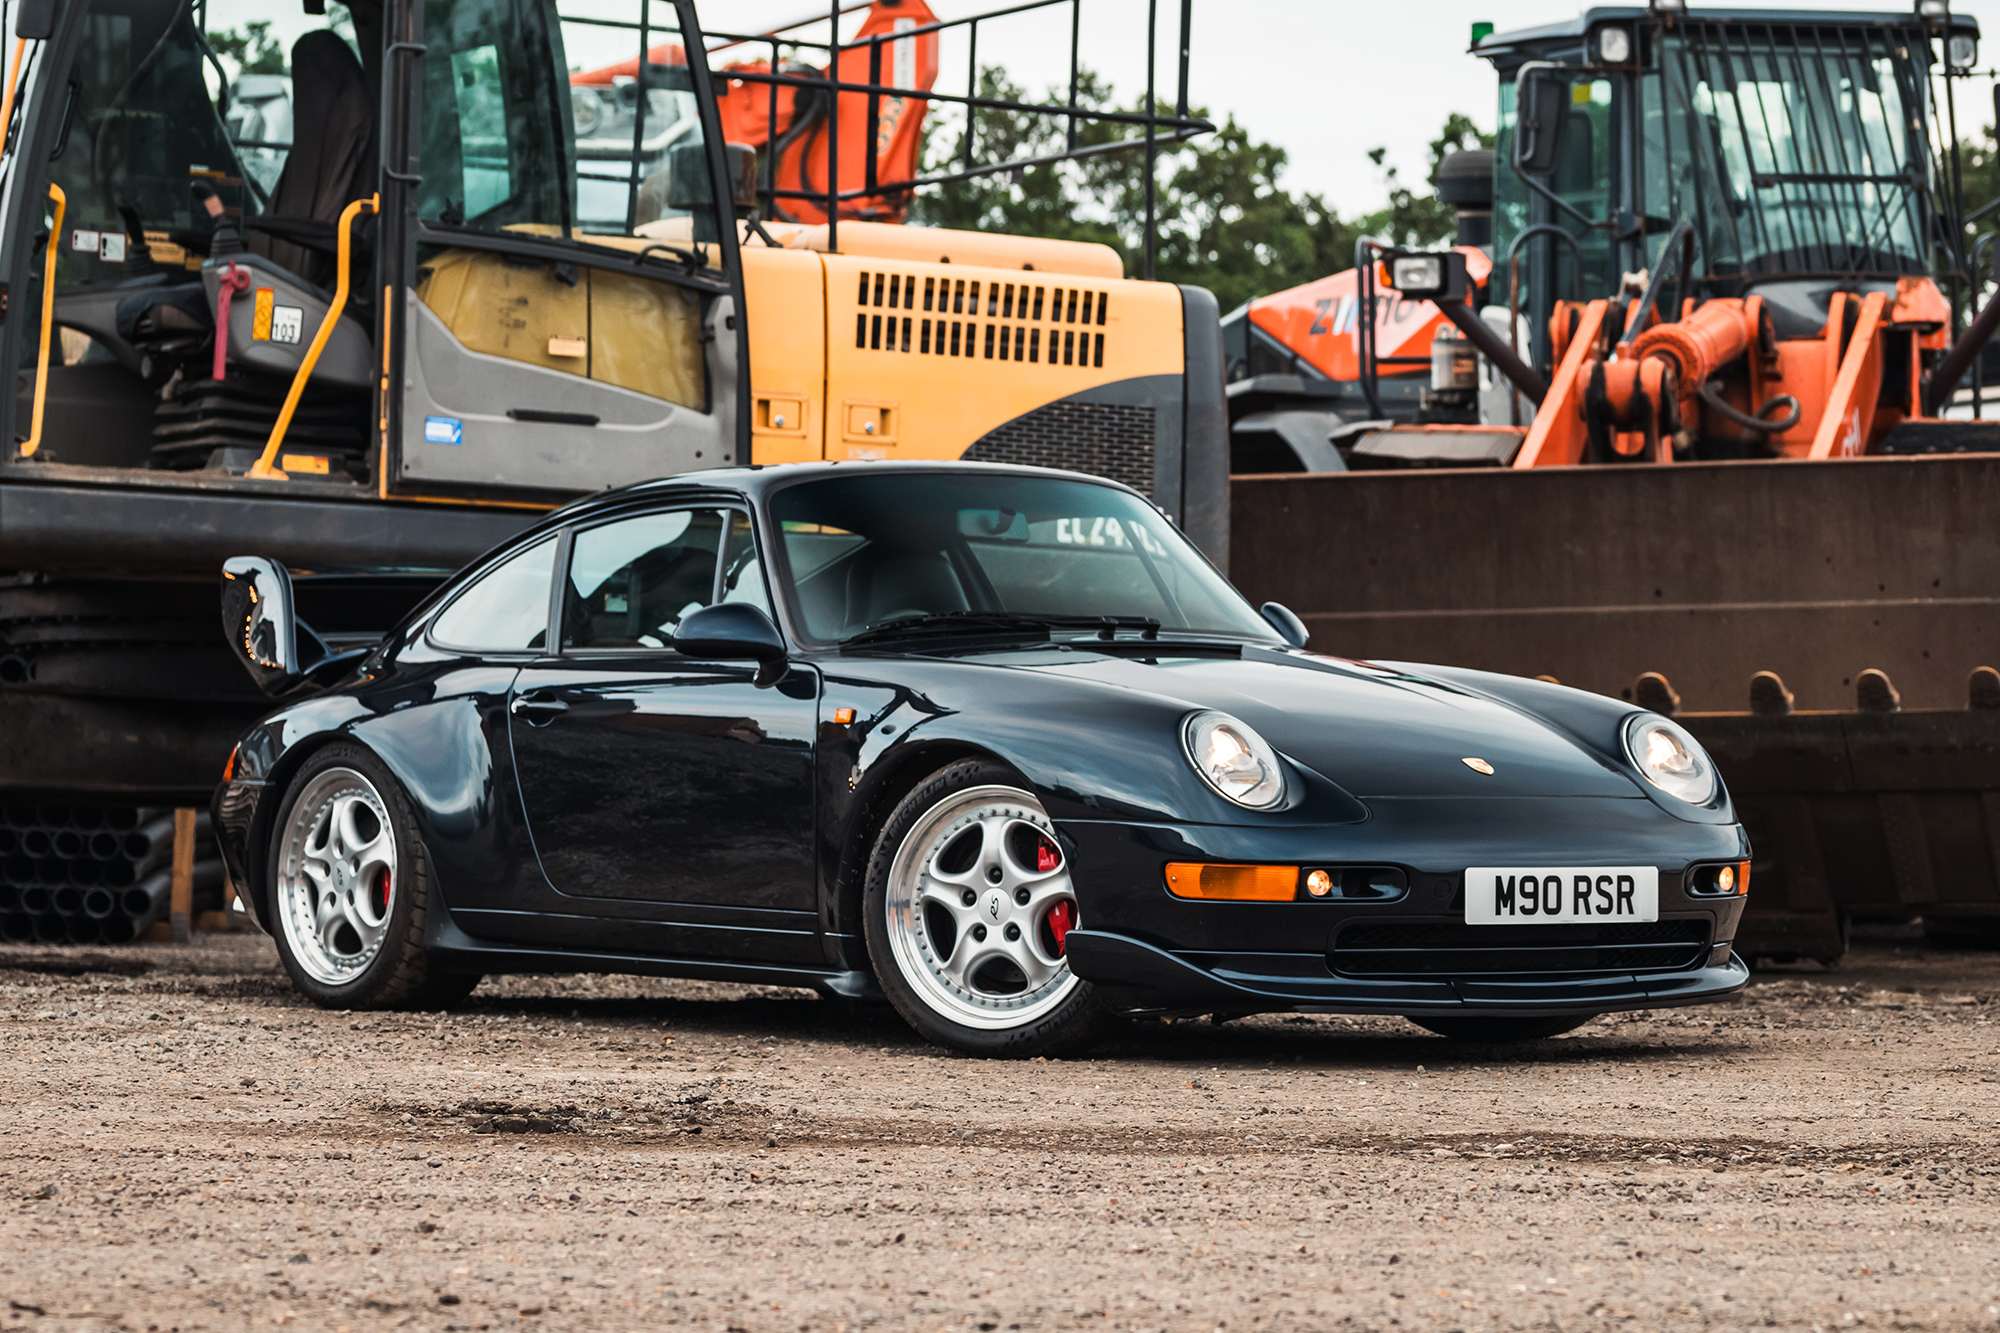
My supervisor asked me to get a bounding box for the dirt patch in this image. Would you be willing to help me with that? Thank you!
[1,934,1998,1330]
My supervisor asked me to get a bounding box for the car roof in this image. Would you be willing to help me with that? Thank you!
[538,459,1149,529]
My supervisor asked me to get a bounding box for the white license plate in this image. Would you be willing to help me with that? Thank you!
[1464,867,1659,924]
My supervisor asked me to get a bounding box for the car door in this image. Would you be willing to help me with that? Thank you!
[506,504,818,920]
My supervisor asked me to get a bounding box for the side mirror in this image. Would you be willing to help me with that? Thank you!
[1512,69,1570,179]
[222,557,302,694]
[672,603,788,685]
[15,0,55,40]
[1260,602,1310,649]
[666,141,758,213]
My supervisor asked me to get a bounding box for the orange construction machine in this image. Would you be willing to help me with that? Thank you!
[0,0,1214,881]
[1226,5,2000,960]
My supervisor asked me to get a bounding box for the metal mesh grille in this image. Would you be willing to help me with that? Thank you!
[962,401,1157,496]
[850,271,1111,369]
[1332,918,1712,976]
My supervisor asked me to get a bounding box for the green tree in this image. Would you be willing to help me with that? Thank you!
[209,6,356,78]
[209,20,286,76]
[907,68,1486,309]
[1353,112,1494,248]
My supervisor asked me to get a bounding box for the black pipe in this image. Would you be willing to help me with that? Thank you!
[1435,301,1551,405]
[1925,283,2000,415]
[1618,218,1695,346]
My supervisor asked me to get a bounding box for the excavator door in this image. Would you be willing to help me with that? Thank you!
[384,0,742,501]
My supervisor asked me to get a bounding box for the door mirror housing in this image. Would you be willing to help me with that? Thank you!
[1512,68,1570,179]
[666,142,758,227]
[672,603,788,684]
[1260,601,1310,649]
[15,0,55,39]
[221,556,357,697]
[221,557,302,694]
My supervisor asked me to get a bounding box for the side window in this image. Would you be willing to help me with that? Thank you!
[430,535,558,651]
[718,513,772,615]
[412,0,714,413]
[447,43,512,217]
[562,509,726,650]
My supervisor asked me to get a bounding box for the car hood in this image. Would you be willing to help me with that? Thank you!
[997,648,1642,799]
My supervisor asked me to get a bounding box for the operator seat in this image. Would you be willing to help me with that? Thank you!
[246,29,376,289]
[146,30,379,472]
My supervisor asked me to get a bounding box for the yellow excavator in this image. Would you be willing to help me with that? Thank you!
[0,0,1216,939]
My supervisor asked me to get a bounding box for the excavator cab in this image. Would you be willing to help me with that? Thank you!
[1472,7,1975,463]
[4,0,742,495]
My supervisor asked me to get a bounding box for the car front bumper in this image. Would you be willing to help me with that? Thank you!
[1056,800,1752,1017]
[1064,927,1749,1016]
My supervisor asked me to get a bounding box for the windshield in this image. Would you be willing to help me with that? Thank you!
[1645,22,1929,278]
[769,473,1278,647]
[419,0,722,241]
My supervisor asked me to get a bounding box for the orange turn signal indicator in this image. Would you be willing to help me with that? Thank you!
[222,744,238,783]
[833,707,857,725]
[1164,862,1298,901]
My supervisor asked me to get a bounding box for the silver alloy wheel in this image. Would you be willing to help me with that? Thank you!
[883,784,1080,1030]
[275,767,398,987]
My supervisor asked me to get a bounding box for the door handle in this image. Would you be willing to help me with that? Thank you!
[510,694,569,717]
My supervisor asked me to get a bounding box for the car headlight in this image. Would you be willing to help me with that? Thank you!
[1623,713,1717,805]
[1183,711,1286,809]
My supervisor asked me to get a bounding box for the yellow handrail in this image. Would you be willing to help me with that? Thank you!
[0,38,29,170]
[249,193,379,479]
[19,181,63,460]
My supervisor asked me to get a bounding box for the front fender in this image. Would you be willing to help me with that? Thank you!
[1383,661,1738,826]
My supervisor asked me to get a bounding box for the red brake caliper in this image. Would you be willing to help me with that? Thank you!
[1047,901,1076,955]
[1034,834,1074,953]
[373,866,392,916]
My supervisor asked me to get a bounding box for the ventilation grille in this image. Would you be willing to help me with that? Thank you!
[1331,918,1712,977]
[851,270,1109,368]
[963,400,1157,495]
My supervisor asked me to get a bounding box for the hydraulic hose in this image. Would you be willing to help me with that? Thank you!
[1697,379,1801,433]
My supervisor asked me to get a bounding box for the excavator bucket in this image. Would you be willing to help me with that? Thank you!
[1231,455,2000,961]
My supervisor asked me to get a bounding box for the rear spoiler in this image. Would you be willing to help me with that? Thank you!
[220,557,373,699]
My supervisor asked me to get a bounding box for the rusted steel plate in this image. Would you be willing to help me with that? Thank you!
[1231,454,2000,713]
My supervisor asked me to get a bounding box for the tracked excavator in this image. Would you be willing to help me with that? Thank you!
[1228,4,2000,960]
[0,0,1218,940]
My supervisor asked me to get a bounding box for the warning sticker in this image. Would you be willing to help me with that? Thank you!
[252,288,275,341]
[424,416,463,445]
[98,232,126,262]
[270,305,304,344]
[70,228,100,253]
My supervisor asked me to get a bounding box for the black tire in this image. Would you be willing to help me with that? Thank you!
[264,742,480,1010]
[862,758,1122,1058]
[1408,1014,1596,1043]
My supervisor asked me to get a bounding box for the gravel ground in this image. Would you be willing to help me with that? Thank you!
[1,934,1997,1333]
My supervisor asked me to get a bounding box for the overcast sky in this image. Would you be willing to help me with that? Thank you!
[211,0,2000,222]
[712,0,2000,220]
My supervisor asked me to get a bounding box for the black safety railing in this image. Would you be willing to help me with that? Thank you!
[1651,17,1954,294]
[704,0,1210,272]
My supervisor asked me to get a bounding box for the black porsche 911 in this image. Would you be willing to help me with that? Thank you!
[213,461,1749,1057]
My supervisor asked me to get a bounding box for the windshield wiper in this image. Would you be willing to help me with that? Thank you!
[840,611,1162,648]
